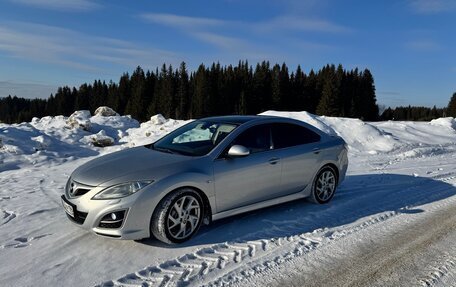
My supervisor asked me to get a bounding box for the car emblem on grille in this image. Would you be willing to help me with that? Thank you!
[70,181,75,195]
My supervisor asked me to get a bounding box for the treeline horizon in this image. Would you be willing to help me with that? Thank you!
[0,61,454,124]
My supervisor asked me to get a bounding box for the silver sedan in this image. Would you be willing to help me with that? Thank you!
[61,115,348,243]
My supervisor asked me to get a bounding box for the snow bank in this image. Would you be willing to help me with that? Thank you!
[66,110,91,131]
[321,117,399,154]
[430,117,456,130]
[81,130,115,147]
[94,106,119,117]
[2,107,456,172]
[150,114,167,125]
[119,114,190,147]
[0,107,141,171]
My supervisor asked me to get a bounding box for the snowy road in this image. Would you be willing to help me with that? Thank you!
[1,111,456,286]
[251,176,456,287]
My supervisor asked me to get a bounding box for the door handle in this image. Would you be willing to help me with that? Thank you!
[313,148,320,154]
[268,158,280,165]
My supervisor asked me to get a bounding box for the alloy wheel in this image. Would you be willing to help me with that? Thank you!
[315,170,336,202]
[167,195,201,240]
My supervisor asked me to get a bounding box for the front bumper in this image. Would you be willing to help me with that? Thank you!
[61,191,152,240]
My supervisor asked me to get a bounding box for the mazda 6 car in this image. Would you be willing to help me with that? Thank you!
[61,115,348,243]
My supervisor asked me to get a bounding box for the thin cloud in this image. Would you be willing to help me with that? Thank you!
[405,40,442,51]
[141,13,251,52]
[259,16,352,34]
[10,0,100,11]
[140,12,343,57]
[193,32,247,50]
[408,0,456,14]
[141,13,229,29]
[0,22,179,72]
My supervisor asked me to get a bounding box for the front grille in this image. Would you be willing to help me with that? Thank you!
[66,178,94,198]
[73,188,91,196]
[67,210,88,225]
[99,221,123,229]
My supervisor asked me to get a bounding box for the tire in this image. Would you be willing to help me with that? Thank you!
[309,166,338,204]
[151,188,204,244]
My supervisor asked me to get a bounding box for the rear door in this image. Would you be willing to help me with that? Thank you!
[271,123,322,195]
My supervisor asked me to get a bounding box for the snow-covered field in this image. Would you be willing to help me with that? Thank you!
[1,109,456,287]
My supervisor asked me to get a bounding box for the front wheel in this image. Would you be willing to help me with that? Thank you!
[151,188,203,244]
[309,166,338,204]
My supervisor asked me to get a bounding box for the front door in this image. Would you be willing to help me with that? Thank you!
[213,124,283,213]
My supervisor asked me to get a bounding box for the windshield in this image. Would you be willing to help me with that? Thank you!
[152,120,238,156]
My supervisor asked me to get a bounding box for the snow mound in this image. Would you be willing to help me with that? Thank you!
[374,120,456,146]
[82,130,114,147]
[120,115,190,147]
[90,114,139,141]
[66,110,91,131]
[31,135,52,151]
[261,111,399,154]
[260,111,337,136]
[94,106,119,117]
[0,111,141,171]
[321,117,399,154]
[430,117,456,130]
[150,114,166,125]
[1,123,42,155]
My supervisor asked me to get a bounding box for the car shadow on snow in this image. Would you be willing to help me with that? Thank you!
[139,173,456,248]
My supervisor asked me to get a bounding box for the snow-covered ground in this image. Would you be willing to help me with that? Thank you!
[1,109,456,287]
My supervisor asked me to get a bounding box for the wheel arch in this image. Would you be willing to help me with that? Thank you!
[151,185,213,228]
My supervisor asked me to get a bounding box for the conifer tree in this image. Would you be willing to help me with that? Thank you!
[316,75,341,116]
[176,62,189,119]
[125,66,147,121]
[447,92,456,117]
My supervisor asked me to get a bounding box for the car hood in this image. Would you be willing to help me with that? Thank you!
[71,146,190,186]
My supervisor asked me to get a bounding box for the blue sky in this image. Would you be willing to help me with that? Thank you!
[0,0,455,108]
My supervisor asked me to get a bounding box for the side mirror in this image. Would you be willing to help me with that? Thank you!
[227,145,250,157]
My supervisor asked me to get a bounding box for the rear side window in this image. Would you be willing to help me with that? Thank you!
[272,123,320,149]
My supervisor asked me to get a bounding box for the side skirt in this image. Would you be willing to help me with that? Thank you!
[212,185,311,221]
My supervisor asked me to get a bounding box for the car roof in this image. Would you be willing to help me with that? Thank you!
[200,115,278,125]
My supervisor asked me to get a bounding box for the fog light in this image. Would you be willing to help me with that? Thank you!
[99,210,126,229]
[100,211,125,222]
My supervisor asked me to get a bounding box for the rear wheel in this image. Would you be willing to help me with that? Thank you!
[151,188,203,244]
[309,166,337,204]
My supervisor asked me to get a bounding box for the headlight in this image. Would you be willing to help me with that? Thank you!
[92,181,153,200]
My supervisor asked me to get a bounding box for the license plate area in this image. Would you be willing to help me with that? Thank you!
[61,195,75,218]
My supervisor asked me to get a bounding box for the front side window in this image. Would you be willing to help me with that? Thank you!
[231,124,272,154]
[272,123,320,149]
[153,120,237,156]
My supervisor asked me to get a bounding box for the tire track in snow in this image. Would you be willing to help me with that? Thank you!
[97,174,456,287]
[1,210,16,225]
[419,257,456,287]
[0,234,51,249]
